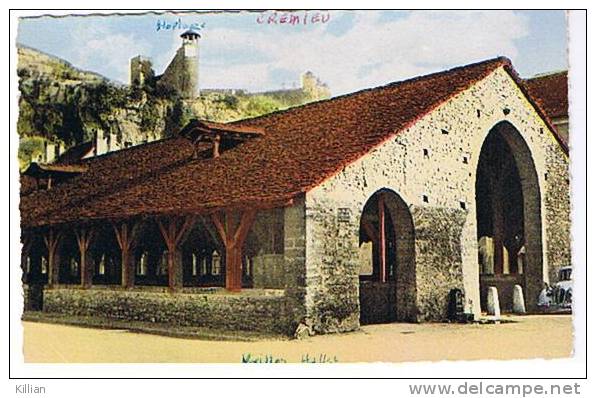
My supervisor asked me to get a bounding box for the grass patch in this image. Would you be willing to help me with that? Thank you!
[22,311,289,342]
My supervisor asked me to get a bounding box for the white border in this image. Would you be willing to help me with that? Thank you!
[5,4,590,388]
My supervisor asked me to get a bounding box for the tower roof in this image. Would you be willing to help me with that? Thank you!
[180,29,201,39]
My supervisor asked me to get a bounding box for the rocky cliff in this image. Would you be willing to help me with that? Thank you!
[17,45,330,168]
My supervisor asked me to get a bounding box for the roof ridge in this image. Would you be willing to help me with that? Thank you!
[232,56,510,126]
[526,70,568,80]
[71,135,179,165]
[27,56,546,228]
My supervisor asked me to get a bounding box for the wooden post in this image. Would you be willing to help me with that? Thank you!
[43,229,62,287]
[157,215,196,291]
[75,228,95,288]
[21,233,33,283]
[378,193,387,283]
[212,134,221,158]
[493,193,504,275]
[211,209,256,291]
[361,220,378,244]
[113,221,139,289]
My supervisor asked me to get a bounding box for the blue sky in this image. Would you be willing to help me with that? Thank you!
[17,10,568,96]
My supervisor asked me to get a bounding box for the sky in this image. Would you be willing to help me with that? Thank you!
[16,10,568,96]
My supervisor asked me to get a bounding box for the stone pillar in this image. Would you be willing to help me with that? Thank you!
[512,284,526,314]
[304,193,360,333]
[385,197,417,322]
[411,206,467,321]
[487,286,501,318]
[284,196,307,334]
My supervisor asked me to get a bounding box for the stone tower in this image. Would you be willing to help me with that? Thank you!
[157,29,200,98]
[130,56,154,87]
[301,71,330,99]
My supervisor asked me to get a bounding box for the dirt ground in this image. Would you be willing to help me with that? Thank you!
[22,314,573,363]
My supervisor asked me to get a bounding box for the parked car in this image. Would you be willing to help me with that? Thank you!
[552,266,572,307]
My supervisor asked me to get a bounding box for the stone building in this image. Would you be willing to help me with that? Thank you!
[130,56,155,88]
[301,71,331,99]
[130,29,200,98]
[20,57,570,335]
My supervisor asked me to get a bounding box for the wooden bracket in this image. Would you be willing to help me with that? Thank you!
[210,209,257,291]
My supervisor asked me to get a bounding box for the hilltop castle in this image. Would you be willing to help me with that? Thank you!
[131,29,200,98]
[129,29,329,101]
[23,30,330,165]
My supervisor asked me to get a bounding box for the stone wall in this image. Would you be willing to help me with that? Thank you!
[282,196,308,333]
[250,208,285,289]
[304,194,361,333]
[304,66,570,326]
[42,287,291,334]
[158,44,199,99]
[23,284,43,311]
[544,141,571,283]
[411,206,467,321]
[359,281,396,324]
[252,254,285,288]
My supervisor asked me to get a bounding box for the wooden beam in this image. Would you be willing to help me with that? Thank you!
[200,217,224,249]
[75,228,95,288]
[157,215,196,291]
[212,134,221,158]
[233,209,257,246]
[21,233,34,282]
[378,193,386,283]
[209,209,257,291]
[113,221,138,289]
[210,212,227,244]
[43,229,62,287]
[175,215,197,247]
[361,220,378,243]
[492,198,505,275]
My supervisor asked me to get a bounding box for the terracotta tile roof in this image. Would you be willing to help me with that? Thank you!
[524,71,568,120]
[185,120,265,136]
[23,163,88,175]
[56,140,95,164]
[21,163,88,196]
[20,57,566,228]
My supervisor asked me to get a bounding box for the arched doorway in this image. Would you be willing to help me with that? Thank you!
[475,121,543,312]
[358,189,416,324]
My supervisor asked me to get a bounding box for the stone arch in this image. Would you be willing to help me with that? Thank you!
[357,188,416,323]
[475,120,543,312]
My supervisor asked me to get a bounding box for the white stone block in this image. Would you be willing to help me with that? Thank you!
[487,286,501,318]
[513,284,526,314]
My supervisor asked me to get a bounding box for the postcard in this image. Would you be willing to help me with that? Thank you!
[9,8,587,385]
